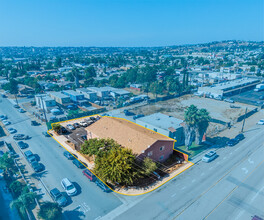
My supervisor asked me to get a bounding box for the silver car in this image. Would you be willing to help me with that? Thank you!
[202,151,217,163]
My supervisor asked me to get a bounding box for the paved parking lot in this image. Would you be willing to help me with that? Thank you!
[231,90,264,106]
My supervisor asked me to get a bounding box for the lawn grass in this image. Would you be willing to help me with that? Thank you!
[175,142,210,159]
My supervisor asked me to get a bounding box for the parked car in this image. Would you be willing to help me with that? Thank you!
[202,151,217,163]
[0,115,7,120]
[124,109,135,116]
[2,120,11,126]
[42,131,52,137]
[31,120,39,126]
[235,133,245,141]
[72,159,85,169]
[60,127,68,134]
[63,151,75,160]
[31,161,44,172]
[13,104,20,108]
[257,119,264,125]
[79,121,88,127]
[8,128,17,134]
[13,134,30,140]
[61,178,77,196]
[81,135,87,140]
[226,138,239,146]
[24,150,37,163]
[17,141,28,149]
[95,180,111,192]
[18,108,26,113]
[82,169,97,182]
[73,123,80,128]
[133,114,145,120]
[50,188,67,206]
[224,98,235,103]
[66,124,75,130]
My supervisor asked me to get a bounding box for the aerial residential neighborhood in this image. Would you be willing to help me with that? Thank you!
[0,1,263,220]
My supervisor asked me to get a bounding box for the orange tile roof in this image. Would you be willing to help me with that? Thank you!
[86,117,173,154]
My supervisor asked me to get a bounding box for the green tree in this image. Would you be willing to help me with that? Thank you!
[9,181,24,198]
[94,145,139,185]
[53,124,62,134]
[10,192,37,219]
[84,66,96,79]
[38,202,62,220]
[45,62,53,70]
[142,157,157,176]
[195,108,211,145]
[0,152,15,172]
[54,57,62,68]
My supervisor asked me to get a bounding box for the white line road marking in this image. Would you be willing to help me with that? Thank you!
[250,185,264,202]
[248,158,254,164]
[171,193,177,198]
[241,167,248,174]
[78,202,91,214]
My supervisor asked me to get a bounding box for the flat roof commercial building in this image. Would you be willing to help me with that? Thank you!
[49,92,71,105]
[197,78,260,98]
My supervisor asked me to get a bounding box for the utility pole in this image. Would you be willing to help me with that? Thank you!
[241,107,248,133]
[40,95,49,130]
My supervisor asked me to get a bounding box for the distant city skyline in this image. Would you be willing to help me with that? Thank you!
[0,0,263,47]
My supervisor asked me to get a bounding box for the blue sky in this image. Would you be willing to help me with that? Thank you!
[0,0,263,46]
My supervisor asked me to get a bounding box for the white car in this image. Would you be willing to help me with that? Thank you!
[202,151,217,163]
[61,178,77,196]
[257,119,264,125]
[79,121,88,127]
[2,120,11,125]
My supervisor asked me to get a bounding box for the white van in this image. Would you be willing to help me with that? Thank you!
[61,178,77,196]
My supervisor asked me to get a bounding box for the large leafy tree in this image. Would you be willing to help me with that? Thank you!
[0,152,15,172]
[142,157,157,176]
[94,146,139,185]
[38,202,62,220]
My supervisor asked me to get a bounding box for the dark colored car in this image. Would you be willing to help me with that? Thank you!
[82,169,97,182]
[50,188,67,206]
[63,151,75,160]
[72,159,85,169]
[24,150,37,163]
[60,127,68,134]
[124,110,135,116]
[13,104,20,108]
[133,114,145,120]
[31,120,39,126]
[17,141,28,149]
[31,161,44,172]
[227,138,239,146]
[235,133,245,141]
[13,134,30,140]
[95,180,112,192]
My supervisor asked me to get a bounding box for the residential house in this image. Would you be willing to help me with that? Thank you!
[49,92,72,105]
[35,94,56,112]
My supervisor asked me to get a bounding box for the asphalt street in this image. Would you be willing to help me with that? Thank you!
[0,97,122,220]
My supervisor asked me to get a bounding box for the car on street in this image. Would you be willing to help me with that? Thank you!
[31,161,44,172]
[224,98,235,103]
[82,169,97,182]
[31,120,39,126]
[79,121,88,127]
[2,120,11,125]
[257,119,264,125]
[63,151,75,160]
[13,134,30,140]
[124,109,135,116]
[73,123,80,128]
[95,180,111,192]
[61,178,77,196]
[202,151,217,163]
[8,128,17,134]
[66,124,75,130]
[42,131,52,137]
[72,159,85,169]
[13,104,20,108]
[50,188,67,206]
[17,141,28,149]
[24,150,37,163]
[227,138,239,146]
[235,133,245,141]
[18,108,26,113]
[0,115,7,120]
[133,114,145,120]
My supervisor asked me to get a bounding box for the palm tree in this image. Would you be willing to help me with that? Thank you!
[195,108,210,145]
[38,202,62,220]
[10,192,37,219]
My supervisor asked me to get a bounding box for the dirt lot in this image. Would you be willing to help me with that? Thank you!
[130,95,257,136]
